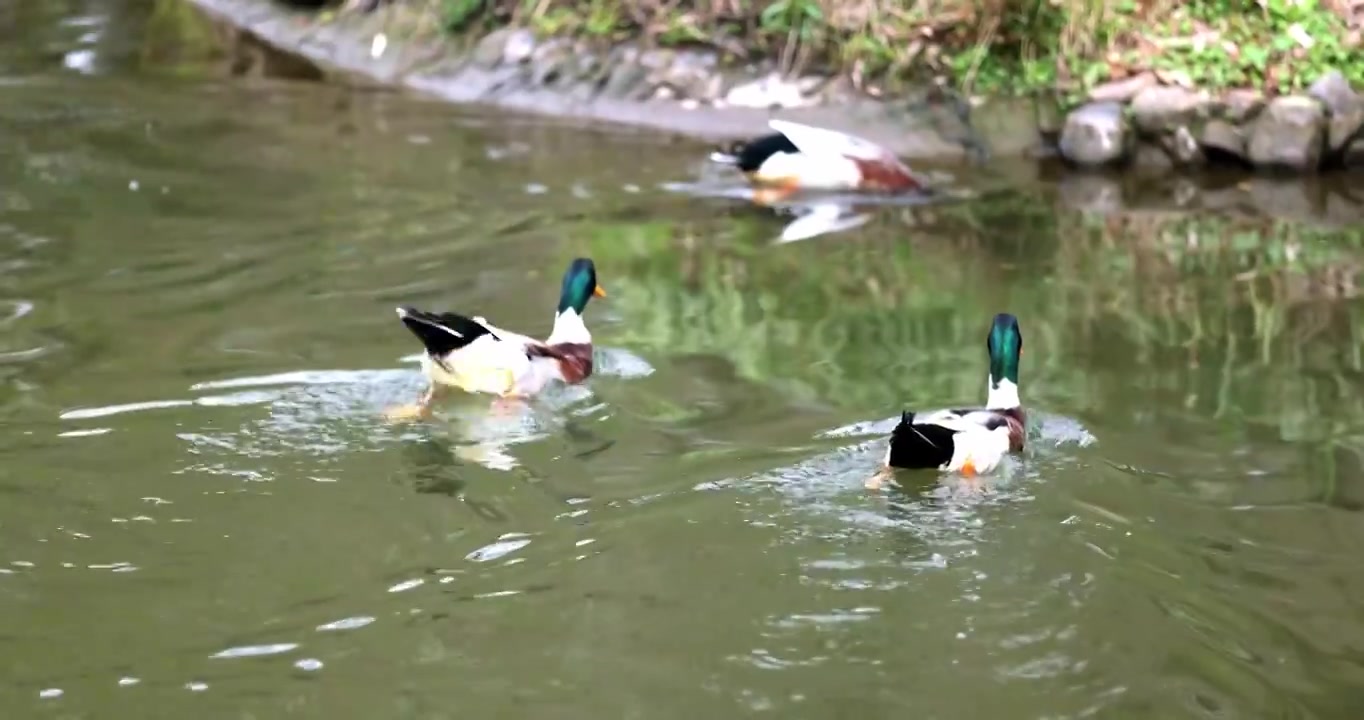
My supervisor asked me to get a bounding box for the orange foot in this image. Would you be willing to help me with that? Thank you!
[865,467,893,491]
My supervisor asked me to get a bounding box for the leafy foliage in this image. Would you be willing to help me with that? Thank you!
[401,0,1361,98]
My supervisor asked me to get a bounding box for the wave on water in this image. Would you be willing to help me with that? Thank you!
[56,346,657,472]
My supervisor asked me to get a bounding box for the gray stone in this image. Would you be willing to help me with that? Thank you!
[1307,69,1364,151]
[1165,124,1204,165]
[1088,72,1156,103]
[472,28,511,69]
[1130,85,1210,135]
[1200,118,1246,158]
[1247,95,1327,171]
[1220,89,1266,123]
[652,50,721,101]
[601,60,649,100]
[724,73,809,109]
[502,28,536,65]
[1058,101,1131,166]
[529,38,573,86]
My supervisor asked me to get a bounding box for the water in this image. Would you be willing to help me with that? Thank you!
[5,2,1364,718]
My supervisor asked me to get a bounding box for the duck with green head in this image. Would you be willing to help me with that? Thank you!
[387,258,606,419]
[866,313,1026,490]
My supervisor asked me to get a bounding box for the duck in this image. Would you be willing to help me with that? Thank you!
[386,258,606,420]
[709,119,927,203]
[865,313,1026,490]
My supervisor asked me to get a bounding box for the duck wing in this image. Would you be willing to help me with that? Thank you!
[767,119,897,162]
[473,316,593,386]
[471,315,543,351]
[399,308,535,379]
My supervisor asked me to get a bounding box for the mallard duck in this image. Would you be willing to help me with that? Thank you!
[386,258,606,419]
[709,119,926,202]
[866,313,1026,490]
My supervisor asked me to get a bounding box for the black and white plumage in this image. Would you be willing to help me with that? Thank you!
[709,119,925,195]
[388,259,605,420]
[868,313,1027,489]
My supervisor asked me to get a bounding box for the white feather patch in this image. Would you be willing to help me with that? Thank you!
[753,152,861,190]
[768,119,890,162]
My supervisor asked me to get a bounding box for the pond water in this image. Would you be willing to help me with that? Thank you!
[5,1,1364,718]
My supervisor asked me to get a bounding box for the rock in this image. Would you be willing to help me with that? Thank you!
[1088,72,1156,103]
[1166,124,1204,165]
[1057,101,1131,166]
[601,59,649,100]
[1199,119,1247,160]
[529,38,575,86]
[1307,69,1364,152]
[1220,89,1266,123]
[1247,95,1327,171]
[1130,85,1210,136]
[652,50,721,101]
[472,28,512,69]
[502,28,536,65]
[724,73,809,109]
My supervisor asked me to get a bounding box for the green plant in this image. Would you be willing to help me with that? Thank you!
[438,0,486,31]
[396,0,1362,101]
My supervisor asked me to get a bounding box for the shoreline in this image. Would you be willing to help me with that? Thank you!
[182,0,1015,161]
[186,0,1364,177]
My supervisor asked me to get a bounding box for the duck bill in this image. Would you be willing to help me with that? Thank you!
[593,285,607,298]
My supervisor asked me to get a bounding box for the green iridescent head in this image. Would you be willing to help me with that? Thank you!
[557,258,606,315]
[987,313,1022,387]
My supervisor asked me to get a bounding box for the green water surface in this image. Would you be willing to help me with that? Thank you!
[4,2,1364,718]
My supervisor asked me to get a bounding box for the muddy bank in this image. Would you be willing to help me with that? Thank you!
[181,0,1028,161]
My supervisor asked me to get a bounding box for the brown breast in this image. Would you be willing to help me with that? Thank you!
[527,342,594,383]
[1003,408,1027,452]
[850,157,922,192]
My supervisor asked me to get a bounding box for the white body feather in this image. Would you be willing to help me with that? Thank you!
[767,119,893,162]
[426,310,591,397]
[752,151,861,190]
[882,407,1012,476]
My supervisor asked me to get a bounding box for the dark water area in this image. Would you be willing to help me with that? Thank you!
[4,1,1364,718]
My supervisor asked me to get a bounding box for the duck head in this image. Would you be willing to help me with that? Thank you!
[986,313,1022,409]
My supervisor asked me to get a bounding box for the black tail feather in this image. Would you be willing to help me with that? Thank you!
[886,412,956,470]
[396,307,496,356]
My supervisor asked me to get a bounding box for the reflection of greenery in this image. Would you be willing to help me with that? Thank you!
[571,196,1364,501]
[140,0,227,74]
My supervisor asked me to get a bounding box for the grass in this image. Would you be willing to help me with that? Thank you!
[355,0,1364,103]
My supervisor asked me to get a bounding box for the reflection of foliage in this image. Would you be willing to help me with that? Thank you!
[140,0,228,73]
[571,195,1364,502]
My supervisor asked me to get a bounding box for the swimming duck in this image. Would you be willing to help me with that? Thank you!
[866,313,1026,490]
[386,258,606,419]
[709,119,926,202]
